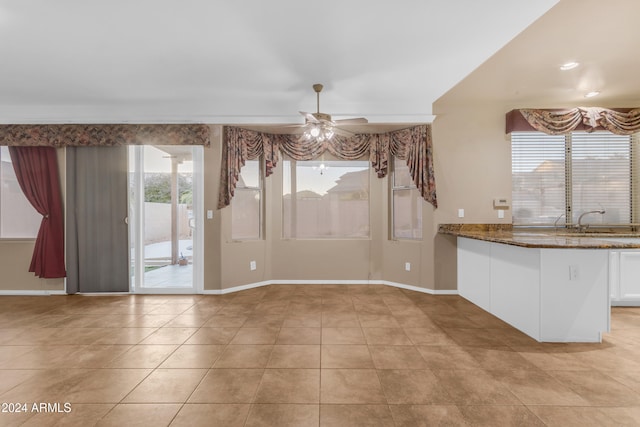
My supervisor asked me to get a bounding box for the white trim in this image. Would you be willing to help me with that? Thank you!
[202,279,459,295]
[192,146,205,295]
[612,301,640,307]
[77,292,131,296]
[202,280,272,295]
[132,288,199,295]
[0,281,460,297]
[381,280,459,295]
[0,290,67,296]
[274,280,374,285]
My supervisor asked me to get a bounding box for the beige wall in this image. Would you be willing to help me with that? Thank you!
[428,105,514,291]
[0,241,64,291]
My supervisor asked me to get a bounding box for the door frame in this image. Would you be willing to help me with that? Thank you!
[128,145,203,294]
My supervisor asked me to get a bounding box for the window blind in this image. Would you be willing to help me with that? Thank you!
[511,132,566,225]
[570,132,632,225]
[511,131,636,226]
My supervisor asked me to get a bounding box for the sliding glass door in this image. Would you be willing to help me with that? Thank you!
[128,145,203,293]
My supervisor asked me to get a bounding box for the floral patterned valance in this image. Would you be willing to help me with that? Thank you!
[218,125,437,209]
[0,124,211,147]
[506,108,640,135]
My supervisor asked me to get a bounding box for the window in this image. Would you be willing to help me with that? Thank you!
[231,159,262,240]
[0,147,42,238]
[283,157,369,239]
[512,132,638,226]
[391,157,422,239]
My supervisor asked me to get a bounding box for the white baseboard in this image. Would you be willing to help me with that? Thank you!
[0,281,460,297]
[381,280,459,295]
[202,280,272,295]
[612,301,640,307]
[202,280,459,296]
[0,290,66,296]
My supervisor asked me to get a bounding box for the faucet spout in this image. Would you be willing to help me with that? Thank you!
[576,209,606,232]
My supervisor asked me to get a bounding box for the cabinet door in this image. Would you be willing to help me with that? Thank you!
[457,238,492,312]
[619,252,640,301]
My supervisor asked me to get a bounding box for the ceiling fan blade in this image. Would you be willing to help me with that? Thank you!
[299,111,319,123]
[334,117,368,124]
[279,124,306,128]
[333,127,355,138]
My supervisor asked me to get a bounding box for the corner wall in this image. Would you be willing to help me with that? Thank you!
[429,104,514,291]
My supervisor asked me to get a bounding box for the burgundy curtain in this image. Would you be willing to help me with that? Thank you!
[8,146,66,278]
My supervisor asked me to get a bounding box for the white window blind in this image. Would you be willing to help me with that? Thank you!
[512,131,636,227]
[570,132,632,225]
[511,132,566,225]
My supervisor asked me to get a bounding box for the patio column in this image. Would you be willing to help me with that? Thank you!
[171,156,179,265]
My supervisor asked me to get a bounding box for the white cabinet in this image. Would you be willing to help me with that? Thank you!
[457,238,610,343]
[457,237,491,312]
[610,250,640,306]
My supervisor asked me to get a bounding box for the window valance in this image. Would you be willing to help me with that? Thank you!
[0,124,210,147]
[218,124,437,209]
[506,108,640,135]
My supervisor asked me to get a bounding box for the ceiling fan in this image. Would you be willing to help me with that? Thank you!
[297,83,368,141]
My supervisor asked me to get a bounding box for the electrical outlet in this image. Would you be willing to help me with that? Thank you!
[405,262,411,271]
[250,261,256,271]
[207,210,213,219]
[498,209,505,219]
[458,208,465,218]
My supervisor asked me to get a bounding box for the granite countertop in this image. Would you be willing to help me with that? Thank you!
[438,224,640,249]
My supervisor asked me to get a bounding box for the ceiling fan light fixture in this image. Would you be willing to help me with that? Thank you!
[560,61,579,71]
[295,83,366,142]
[325,129,334,140]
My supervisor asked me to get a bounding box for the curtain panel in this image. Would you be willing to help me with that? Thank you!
[0,124,211,147]
[218,124,437,209]
[8,147,66,278]
[66,147,129,293]
[506,108,640,135]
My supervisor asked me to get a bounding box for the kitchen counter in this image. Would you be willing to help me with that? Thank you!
[441,224,640,342]
[438,224,640,249]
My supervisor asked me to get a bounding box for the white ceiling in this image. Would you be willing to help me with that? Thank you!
[0,0,560,124]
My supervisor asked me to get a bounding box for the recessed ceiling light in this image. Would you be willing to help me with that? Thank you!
[584,91,600,98]
[560,62,579,71]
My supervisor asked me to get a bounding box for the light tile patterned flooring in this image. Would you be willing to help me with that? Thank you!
[0,284,639,426]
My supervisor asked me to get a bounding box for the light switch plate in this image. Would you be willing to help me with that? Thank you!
[458,208,465,218]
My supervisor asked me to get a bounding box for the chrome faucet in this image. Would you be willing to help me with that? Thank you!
[576,210,606,232]
[553,213,565,230]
